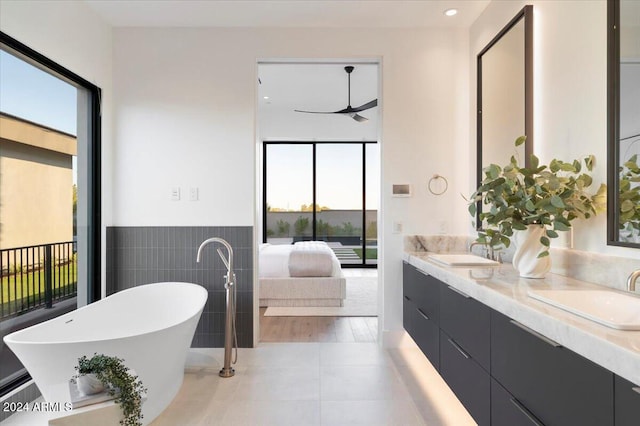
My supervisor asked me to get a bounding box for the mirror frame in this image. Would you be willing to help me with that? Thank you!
[607,0,640,248]
[476,5,534,229]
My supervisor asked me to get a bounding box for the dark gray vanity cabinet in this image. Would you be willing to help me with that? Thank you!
[491,310,614,426]
[403,262,491,425]
[402,261,626,426]
[439,284,491,370]
[402,262,441,369]
[439,283,492,426]
[615,375,640,426]
[440,329,491,425]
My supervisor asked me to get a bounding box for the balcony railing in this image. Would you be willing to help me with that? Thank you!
[0,241,77,320]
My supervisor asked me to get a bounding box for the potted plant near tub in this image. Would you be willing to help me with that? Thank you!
[73,353,147,426]
[468,136,606,278]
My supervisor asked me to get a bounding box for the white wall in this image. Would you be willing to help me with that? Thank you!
[112,27,470,344]
[0,0,113,299]
[470,0,639,260]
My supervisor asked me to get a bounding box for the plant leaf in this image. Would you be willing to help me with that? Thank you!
[537,250,550,258]
[550,195,565,208]
[515,135,527,146]
[546,229,559,238]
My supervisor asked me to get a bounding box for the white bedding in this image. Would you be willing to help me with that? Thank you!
[259,241,341,278]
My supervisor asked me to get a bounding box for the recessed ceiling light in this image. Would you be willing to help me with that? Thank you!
[444,8,458,17]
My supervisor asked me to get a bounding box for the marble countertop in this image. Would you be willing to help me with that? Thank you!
[403,251,640,387]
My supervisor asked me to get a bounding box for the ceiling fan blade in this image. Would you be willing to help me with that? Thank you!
[294,66,375,120]
[352,99,378,112]
[294,109,336,114]
[351,113,369,123]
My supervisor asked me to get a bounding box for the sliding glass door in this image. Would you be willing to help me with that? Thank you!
[263,141,378,267]
[264,144,314,243]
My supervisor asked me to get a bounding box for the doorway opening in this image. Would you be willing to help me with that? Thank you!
[255,61,381,343]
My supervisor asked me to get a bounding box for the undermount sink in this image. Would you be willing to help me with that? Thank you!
[428,254,500,267]
[528,289,640,330]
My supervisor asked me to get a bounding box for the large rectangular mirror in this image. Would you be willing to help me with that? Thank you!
[476,5,533,228]
[608,0,640,247]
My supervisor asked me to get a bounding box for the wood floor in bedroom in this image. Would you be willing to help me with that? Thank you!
[259,308,378,343]
[259,268,379,343]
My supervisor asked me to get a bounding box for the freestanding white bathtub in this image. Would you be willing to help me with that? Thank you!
[3,282,207,425]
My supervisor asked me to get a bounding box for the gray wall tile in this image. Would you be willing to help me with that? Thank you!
[106,226,253,347]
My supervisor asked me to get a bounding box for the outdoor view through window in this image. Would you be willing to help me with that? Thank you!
[0,49,79,391]
[265,142,379,266]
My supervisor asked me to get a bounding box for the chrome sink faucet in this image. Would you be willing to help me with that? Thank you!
[469,241,502,263]
[627,269,640,293]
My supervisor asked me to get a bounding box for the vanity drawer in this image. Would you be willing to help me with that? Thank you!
[402,262,440,324]
[491,378,545,426]
[440,329,490,426]
[403,291,415,336]
[439,283,490,370]
[491,310,613,426]
[411,303,440,370]
[403,262,420,302]
[615,375,640,426]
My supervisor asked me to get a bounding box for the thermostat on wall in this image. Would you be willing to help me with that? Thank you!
[392,184,412,197]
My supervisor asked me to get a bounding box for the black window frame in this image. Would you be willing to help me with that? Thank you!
[263,140,377,268]
[0,31,101,396]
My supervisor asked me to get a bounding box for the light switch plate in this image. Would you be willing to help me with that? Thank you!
[393,222,403,234]
[189,187,199,201]
[171,187,181,201]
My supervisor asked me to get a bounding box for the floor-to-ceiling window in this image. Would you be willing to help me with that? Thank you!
[0,32,101,396]
[263,141,378,267]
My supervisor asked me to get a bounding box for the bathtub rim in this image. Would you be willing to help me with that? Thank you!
[3,282,208,346]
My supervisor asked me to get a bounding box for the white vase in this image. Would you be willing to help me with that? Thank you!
[512,225,551,278]
[76,373,105,395]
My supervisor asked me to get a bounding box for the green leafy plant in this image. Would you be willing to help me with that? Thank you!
[468,136,606,257]
[293,216,309,236]
[276,219,290,237]
[619,154,640,237]
[74,354,146,426]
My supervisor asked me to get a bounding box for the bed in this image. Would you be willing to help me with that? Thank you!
[259,241,346,307]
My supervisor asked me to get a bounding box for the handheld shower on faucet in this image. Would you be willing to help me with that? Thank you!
[197,237,235,287]
[196,237,237,378]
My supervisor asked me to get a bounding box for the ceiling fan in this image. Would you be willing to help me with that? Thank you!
[294,66,378,123]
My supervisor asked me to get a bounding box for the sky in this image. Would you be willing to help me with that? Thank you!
[266,143,379,211]
[0,49,77,135]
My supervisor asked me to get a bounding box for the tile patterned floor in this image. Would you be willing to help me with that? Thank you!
[1,342,476,426]
[150,342,476,426]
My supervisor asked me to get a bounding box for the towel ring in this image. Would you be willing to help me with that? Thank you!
[428,174,448,195]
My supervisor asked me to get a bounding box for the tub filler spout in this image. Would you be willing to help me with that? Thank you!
[196,237,237,378]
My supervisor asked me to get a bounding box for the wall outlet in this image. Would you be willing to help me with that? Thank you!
[171,187,181,201]
[438,220,448,234]
[393,222,403,234]
[189,187,199,201]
